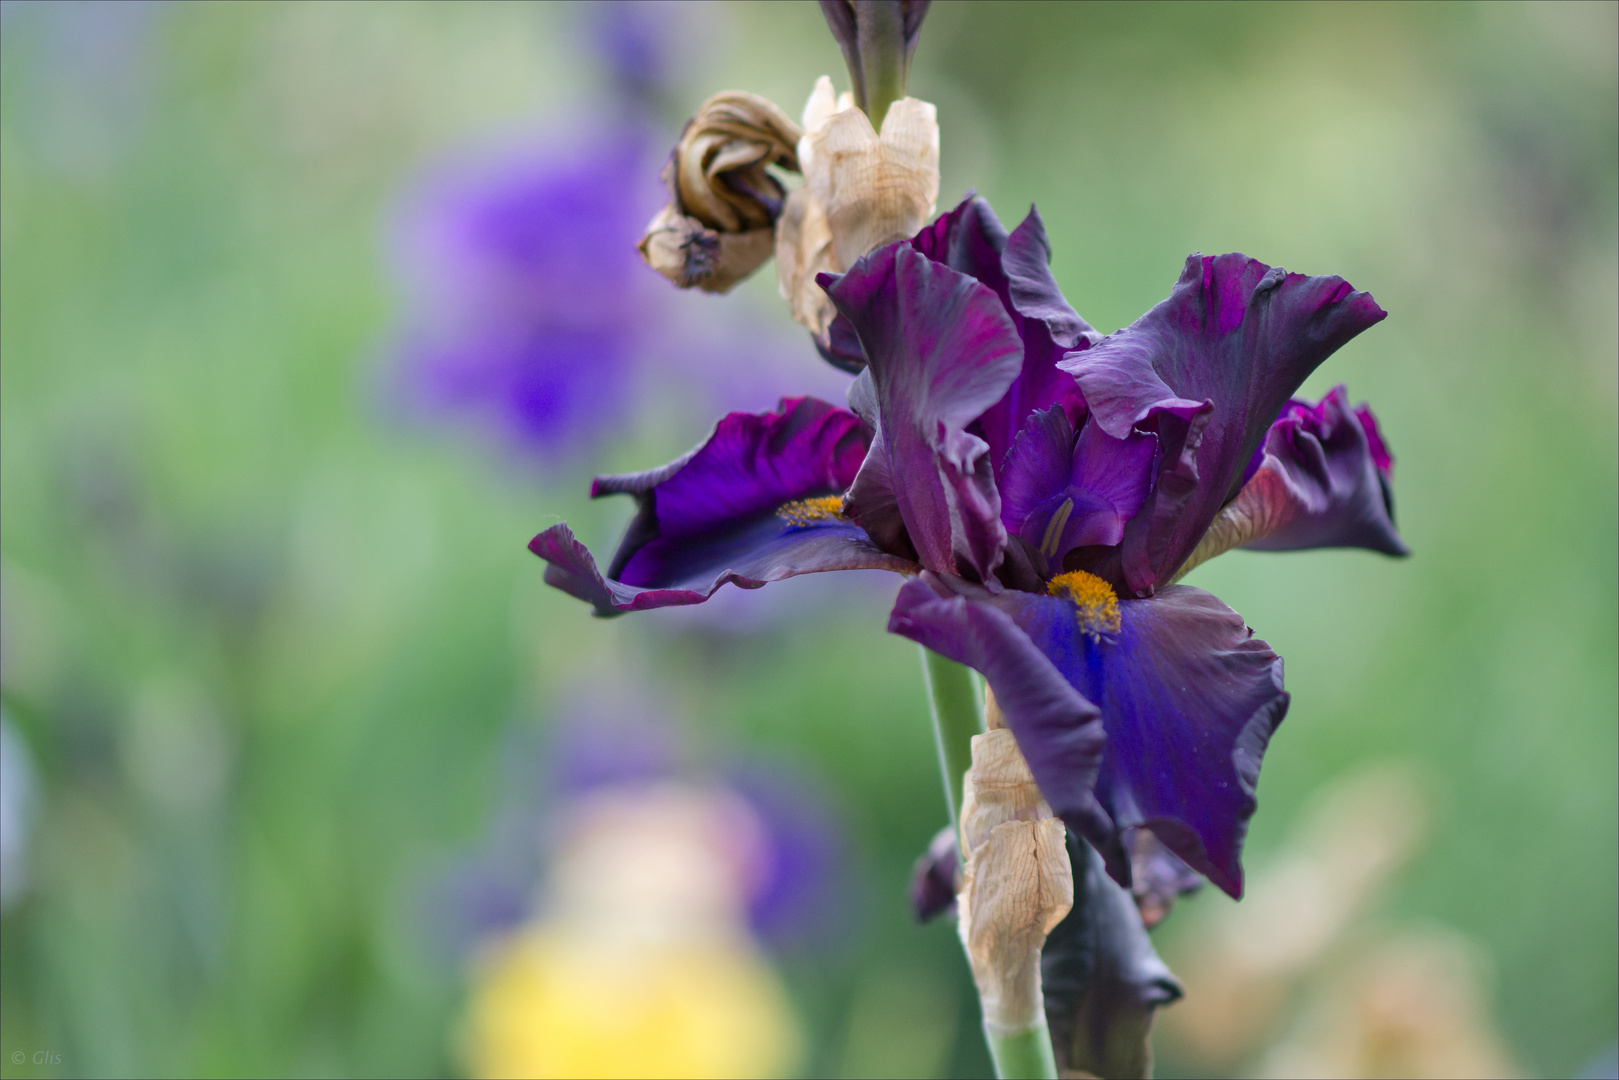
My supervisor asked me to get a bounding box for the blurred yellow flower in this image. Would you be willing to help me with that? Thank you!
[460,784,801,1079]
[465,925,798,1080]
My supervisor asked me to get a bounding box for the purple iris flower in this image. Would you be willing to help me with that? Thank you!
[530,195,1405,898]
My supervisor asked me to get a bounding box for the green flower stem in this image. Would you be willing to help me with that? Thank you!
[918,645,981,826]
[919,647,1059,1080]
[984,1025,1061,1080]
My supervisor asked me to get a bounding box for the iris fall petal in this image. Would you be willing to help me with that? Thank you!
[528,396,912,615]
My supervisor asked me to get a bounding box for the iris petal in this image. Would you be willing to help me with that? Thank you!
[999,584,1287,897]
[824,243,1022,582]
[890,573,1288,898]
[999,408,1158,571]
[909,198,1097,477]
[1241,386,1408,556]
[887,573,1121,879]
[1061,253,1386,595]
[529,396,913,614]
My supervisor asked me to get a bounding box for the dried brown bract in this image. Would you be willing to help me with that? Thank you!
[777,76,939,356]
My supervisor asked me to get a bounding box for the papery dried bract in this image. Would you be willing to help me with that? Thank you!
[957,728,1074,1035]
[777,76,939,352]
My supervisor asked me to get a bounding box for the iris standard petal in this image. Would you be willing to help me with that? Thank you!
[1061,253,1387,595]
[530,396,913,615]
[909,193,1007,288]
[823,243,1022,581]
[1241,386,1408,555]
[908,198,1096,477]
[1000,408,1158,571]
[974,208,1097,476]
[952,580,1287,897]
[1355,401,1394,478]
[887,574,1120,877]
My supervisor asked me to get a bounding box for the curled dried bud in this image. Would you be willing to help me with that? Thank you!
[639,91,802,293]
[776,76,940,363]
[957,728,1074,1036]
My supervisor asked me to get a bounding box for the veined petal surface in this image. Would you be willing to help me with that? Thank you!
[887,573,1118,871]
[891,573,1288,897]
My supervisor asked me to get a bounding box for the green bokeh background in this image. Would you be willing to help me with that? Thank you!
[1,2,1614,1077]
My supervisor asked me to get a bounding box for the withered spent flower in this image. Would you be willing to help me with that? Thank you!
[639,91,803,293]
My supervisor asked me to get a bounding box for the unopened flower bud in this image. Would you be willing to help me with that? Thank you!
[640,91,802,293]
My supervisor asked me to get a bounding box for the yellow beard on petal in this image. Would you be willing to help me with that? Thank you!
[776,495,844,528]
[1047,570,1122,642]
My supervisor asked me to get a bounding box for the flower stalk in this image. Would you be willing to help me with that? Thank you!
[918,645,981,825]
[920,657,1066,1080]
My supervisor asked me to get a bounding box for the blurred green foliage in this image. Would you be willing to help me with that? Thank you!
[1,2,1614,1078]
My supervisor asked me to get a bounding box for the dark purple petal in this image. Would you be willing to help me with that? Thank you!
[815,314,868,373]
[532,516,907,616]
[973,209,1096,476]
[1000,407,1075,543]
[886,574,1120,876]
[908,199,1096,478]
[599,396,867,569]
[911,572,1286,897]
[910,194,1009,287]
[981,582,1287,897]
[1000,409,1158,572]
[1061,253,1387,595]
[1238,386,1408,556]
[531,397,914,615]
[1001,208,1098,352]
[1043,832,1182,1080]
[1060,421,1159,552]
[1354,402,1394,477]
[842,421,919,562]
[823,244,1021,581]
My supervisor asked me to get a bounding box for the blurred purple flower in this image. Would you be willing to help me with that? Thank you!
[389,128,667,458]
[383,0,841,464]
[724,765,848,947]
